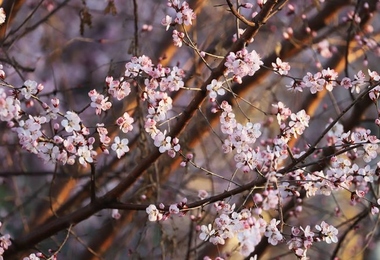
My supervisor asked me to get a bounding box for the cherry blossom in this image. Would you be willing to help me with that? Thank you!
[175,1,196,26]
[0,8,6,25]
[160,66,185,91]
[272,57,290,75]
[88,89,112,115]
[362,143,378,162]
[153,131,180,157]
[144,118,159,138]
[169,204,180,214]
[351,70,366,93]
[164,0,196,28]
[199,224,216,241]
[161,15,172,31]
[77,145,96,166]
[172,30,184,47]
[125,55,153,77]
[0,64,5,79]
[287,225,315,259]
[112,209,121,219]
[0,89,21,121]
[264,219,283,246]
[146,204,163,222]
[224,48,263,83]
[340,77,352,89]
[106,76,131,100]
[61,111,81,132]
[369,85,380,101]
[198,190,208,199]
[315,221,338,244]
[206,79,225,101]
[116,112,134,133]
[147,90,173,121]
[21,80,40,99]
[316,39,333,58]
[97,123,111,152]
[0,223,11,259]
[23,253,42,260]
[111,136,130,158]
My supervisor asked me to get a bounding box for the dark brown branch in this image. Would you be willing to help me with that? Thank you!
[225,0,256,27]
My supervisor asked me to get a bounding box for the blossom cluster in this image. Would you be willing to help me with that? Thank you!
[121,56,184,157]
[2,76,102,166]
[0,50,188,167]
[146,198,188,222]
[206,79,225,102]
[288,221,338,259]
[272,101,310,140]
[2,1,380,258]
[161,0,196,47]
[217,100,310,174]
[145,197,336,259]
[161,0,196,29]
[0,222,11,259]
[198,69,380,258]
[23,253,43,260]
[137,59,380,257]
[197,202,338,258]
[224,48,263,83]
[22,251,57,260]
[218,101,263,173]
[88,89,112,115]
[272,57,290,75]
[100,55,189,159]
[287,69,380,95]
[199,207,268,256]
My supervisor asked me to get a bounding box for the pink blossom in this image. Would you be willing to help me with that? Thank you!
[340,77,352,89]
[169,204,180,214]
[315,221,338,244]
[351,70,366,93]
[144,118,158,138]
[154,131,172,153]
[0,91,21,121]
[161,15,172,30]
[106,76,131,100]
[371,206,379,215]
[111,136,130,158]
[172,30,184,47]
[146,204,163,221]
[264,219,283,246]
[21,80,39,99]
[224,48,263,81]
[116,112,134,133]
[272,57,290,75]
[0,64,5,79]
[368,69,380,81]
[199,224,216,241]
[61,111,81,132]
[167,1,196,27]
[0,8,6,25]
[147,90,173,121]
[206,79,225,101]
[77,145,95,166]
[321,68,338,91]
[112,209,121,219]
[23,253,41,260]
[88,89,112,115]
